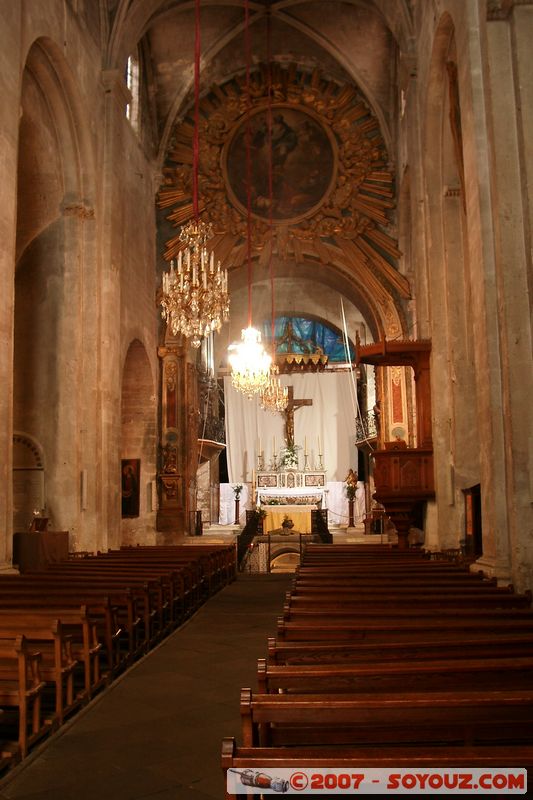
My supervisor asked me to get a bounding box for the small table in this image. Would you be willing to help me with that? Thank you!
[13,531,69,572]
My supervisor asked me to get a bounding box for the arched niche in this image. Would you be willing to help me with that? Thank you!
[12,434,45,533]
[120,339,158,546]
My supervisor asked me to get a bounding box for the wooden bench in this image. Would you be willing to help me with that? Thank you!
[240,687,533,747]
[0,587,120,679]
[0,614,81,725]
[222,738,533,800]
[257,655,533,694]
[287,589,531,609]
[267,633,533,665]
[0,636,47,760]
[0,607,104,715]
[277,615,533,641]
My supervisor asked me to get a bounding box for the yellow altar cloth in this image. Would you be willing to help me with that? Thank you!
[263,505,315,534]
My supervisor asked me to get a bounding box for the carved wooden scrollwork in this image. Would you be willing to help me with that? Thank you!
[158,65,401,284]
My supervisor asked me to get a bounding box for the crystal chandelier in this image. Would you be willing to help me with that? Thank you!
[260,364,288,412]
[227,0,271,396]
[228,326,271,399]
[159,0,229,348]
[160,220,229,348]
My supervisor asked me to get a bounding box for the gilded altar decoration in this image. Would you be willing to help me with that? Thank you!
[158,65,407,299]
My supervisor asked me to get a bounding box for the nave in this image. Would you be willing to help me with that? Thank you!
[0,574,291,800]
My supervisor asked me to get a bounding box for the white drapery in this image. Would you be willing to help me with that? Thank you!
[224,372,357,484]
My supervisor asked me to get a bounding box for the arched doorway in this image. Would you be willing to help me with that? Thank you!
[120,339,157,545]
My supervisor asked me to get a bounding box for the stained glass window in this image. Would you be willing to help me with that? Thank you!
[263,317,354,363]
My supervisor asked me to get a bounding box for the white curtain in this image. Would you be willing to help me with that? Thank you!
[224,372,357,484]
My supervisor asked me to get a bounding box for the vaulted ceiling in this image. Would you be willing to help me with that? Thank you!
[106,1,415,339]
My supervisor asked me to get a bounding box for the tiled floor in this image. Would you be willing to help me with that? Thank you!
[0,574,291,800]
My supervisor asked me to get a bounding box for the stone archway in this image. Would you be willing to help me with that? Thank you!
[270,548,301,573]
[12,434,45,533]
[120,339,157,546]
[13,38,96,554]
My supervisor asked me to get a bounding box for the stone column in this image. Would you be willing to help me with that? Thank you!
[98,70,132,551]
[0,5,22,568]
[477,2,533,590]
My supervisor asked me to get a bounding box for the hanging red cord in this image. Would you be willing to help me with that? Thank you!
[192,0,201,221]
[266,9,275,353]
[244,0,253,328]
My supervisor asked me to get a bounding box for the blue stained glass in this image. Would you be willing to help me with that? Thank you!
[263,317,354,362]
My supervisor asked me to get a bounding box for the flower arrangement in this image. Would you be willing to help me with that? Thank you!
[232,484,243,499]
[282,514,294,529]
[279,443,300,469]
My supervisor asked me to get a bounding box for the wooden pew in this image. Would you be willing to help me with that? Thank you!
[281,604,533,623]
[257,655,533,694]
[222,737,532,799]
[222,738,533,800]
[277,615,533,641]
[240,687,533,747]
[0,607,104,714]
[288,587,532,608]
[33,566,172,642]
[0,587,120,680]
[267,633,533,665]
[0,615,80,725]
[0,636,47,759]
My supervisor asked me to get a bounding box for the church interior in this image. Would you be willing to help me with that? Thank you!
[0,0,533,796]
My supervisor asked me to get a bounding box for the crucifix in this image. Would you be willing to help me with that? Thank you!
[284,386,313,446]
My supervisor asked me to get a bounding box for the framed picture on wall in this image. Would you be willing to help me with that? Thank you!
[121,458,140,518]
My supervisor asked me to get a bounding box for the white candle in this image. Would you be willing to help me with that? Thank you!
[304,436,307,455]
[273,436,276,455]
[259,437,262,456]
[318,435,321,453]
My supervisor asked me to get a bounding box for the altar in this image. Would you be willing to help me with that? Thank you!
[262,505,315,534]
[256,470,326,501]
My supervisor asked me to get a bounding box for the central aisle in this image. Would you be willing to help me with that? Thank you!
[0,574,292,800]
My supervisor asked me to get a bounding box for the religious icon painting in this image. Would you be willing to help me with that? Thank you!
[121,458,140,518]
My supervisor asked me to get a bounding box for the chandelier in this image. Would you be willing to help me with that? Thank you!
[160,220,229,348]
[260,364,288,412]
[159,0,229,348]
[227,0,271,396]
[228,326,271,398]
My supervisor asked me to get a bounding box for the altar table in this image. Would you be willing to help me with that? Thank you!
[263,505,315,534]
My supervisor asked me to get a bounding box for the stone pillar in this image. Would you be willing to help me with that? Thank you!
[476,2,533,590]
[0,5,22,568]
[98,70,132,551]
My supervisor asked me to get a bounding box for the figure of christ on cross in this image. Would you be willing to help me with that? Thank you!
[283,386,313,447]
